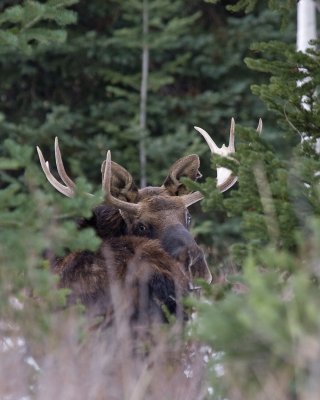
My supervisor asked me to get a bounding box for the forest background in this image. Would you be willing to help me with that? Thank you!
[0,0,320,399]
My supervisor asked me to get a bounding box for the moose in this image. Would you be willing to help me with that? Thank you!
[37,119,260,326]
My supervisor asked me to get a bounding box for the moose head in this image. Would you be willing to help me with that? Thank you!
[36,119,261,322]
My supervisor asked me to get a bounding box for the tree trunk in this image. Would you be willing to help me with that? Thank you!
[296,0,317,142]
[139,0,149,188]
[297,0,317,52]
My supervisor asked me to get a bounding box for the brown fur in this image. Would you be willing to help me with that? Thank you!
[44,152,211,325]
[55,235,189,325]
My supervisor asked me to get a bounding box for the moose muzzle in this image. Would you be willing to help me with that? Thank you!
[161,225,212,287]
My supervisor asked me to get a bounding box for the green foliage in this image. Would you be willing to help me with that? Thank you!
[0,2,293,189]
[0,138,100,328]
[193,221,320,398]
[0,0,78,53]
[204,0,296,18]
[246,40,320,144]
[0,4,101,393]
[189,3,320,399]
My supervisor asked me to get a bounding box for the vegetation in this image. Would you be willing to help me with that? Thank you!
[191,1,320,399]
[2,0,320,399]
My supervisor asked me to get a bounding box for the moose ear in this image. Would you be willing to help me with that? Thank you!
[162,154,201,196]
[101,160,139,203]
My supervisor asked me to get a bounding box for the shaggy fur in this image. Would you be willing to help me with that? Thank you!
[56,205,190,325]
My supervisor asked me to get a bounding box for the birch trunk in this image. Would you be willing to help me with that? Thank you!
[296,0,319,155]
[297,0,317,52]
[296,0,317,113]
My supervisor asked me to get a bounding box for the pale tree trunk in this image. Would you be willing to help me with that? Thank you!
[139,0,149,188]
[296,0,318,151]
[296,0,317,112]
[297,0,317,52]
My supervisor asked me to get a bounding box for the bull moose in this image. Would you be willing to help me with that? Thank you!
[37,119,261,326]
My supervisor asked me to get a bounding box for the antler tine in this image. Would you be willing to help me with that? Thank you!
[181,191,204,208]
[36,145,74,197]
[54,137,76,190]
[256,118,263,135]
[102,151,140,214]
[229,117,235,152]
[102,150,112,196]
[193,126,220,154]
[194,118,236,158]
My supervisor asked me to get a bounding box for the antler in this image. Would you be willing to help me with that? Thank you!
[194,118,237,193]
[38,119,262,208]
[37,138,139,215]
[36,137,76,198]
[182,118,262,207]
[256,118,263,135]
[102,151,141,214]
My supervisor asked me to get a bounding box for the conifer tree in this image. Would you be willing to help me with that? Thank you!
[0,1,294,186]
[0,4,100,396]
[0,0,78,52]
[192,3,320,399]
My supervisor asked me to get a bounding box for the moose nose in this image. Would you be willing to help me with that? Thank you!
[161,225,212,284]
[162,225,196,260]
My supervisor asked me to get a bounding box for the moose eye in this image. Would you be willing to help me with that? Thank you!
[133,222,150,236]
[137,223,147,233]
